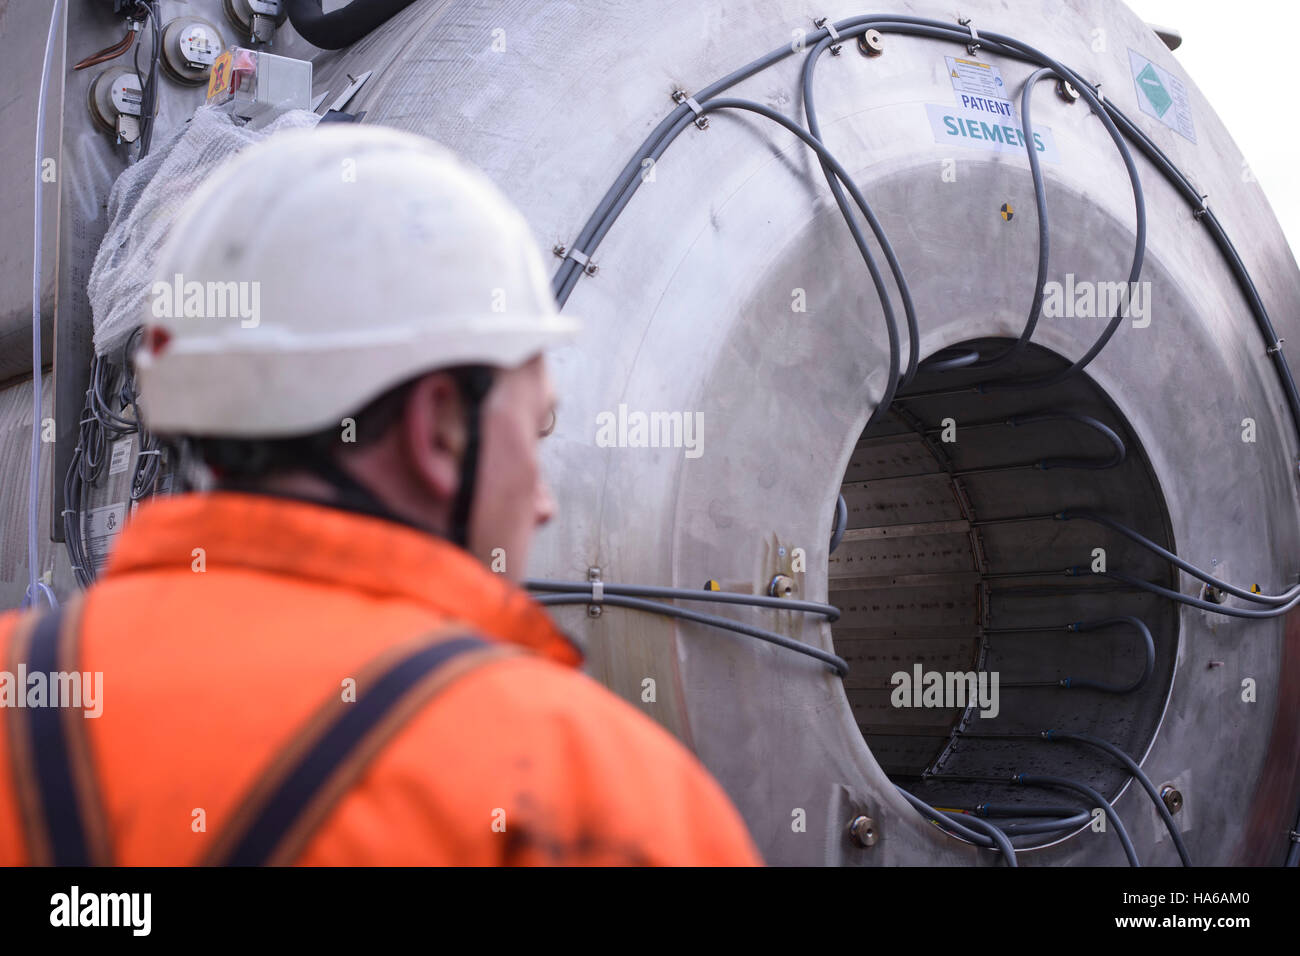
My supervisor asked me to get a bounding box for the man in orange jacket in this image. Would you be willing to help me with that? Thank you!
[0,125,761,866]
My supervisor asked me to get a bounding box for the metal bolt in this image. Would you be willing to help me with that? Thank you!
[1201,584,1226,604]
[848,815,877,847]
[768,574,796,598]
[1161,785,1183,815]
[552,243,567,258]
[857,29,884,57]
[1057,79,1081,102]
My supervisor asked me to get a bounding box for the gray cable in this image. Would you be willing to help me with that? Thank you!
[1103,569,1300,618]
[525,578,839,621]
[1044,731,1191,866]
[895,785,1016,866]
[1015,773,1140,866]
[1061,509,1300,605]
[533,592,848,675]
[829,494,848,554]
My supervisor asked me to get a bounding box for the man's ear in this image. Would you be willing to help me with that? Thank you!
[400,371,466,503]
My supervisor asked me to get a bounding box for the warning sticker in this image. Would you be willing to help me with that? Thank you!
[926,103,1061,164]
[946,56,1010,101]
[83,503,126,574]
[108,436,134,476]
[1129,49,1196,143]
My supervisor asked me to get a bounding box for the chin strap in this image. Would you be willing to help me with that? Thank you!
[446,366,496,550]
[303,366,496,549]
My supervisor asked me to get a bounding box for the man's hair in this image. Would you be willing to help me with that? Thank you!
[186,365,489,483]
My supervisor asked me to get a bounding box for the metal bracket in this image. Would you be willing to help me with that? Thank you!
[553,243,598,276]
[672,88,709,129]
[958,16,980,54]
[587,566,603,618]
[1268,338,1286,356]
[814,17,842,55]
[1194,193,1210,220]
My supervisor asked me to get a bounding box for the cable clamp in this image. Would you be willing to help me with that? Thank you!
[1194,193,1210,220]
[552,243,598,276]
[813,18,842,55]
[1268,338,1285,355]
[672,88,709,129]
[586,566,603,618]
[135,449,162,457]
[1290,829,1300,844]
[958,16,981,54]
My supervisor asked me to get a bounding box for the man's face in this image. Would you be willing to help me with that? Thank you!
[467,355,558,581]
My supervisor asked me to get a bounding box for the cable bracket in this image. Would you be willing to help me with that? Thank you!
[813,17,842,55]
[552,242,598,276]
[958,16,980,54]
[586,566,603,618]
[672,88,709,129]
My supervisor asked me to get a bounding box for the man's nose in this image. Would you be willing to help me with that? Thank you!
[536,480,556,527]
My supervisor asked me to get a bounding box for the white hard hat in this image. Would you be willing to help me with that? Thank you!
[134,124,579,437]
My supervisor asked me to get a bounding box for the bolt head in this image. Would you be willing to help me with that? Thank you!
[768,574,796,598]
[848,815,877,847]
[1160,786,1183,815]
[858,29,885,56]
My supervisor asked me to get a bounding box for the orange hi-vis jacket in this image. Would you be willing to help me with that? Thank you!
[0,492,761,865]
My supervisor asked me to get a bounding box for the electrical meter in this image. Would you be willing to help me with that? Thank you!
[88,66,144,143]
[160,17,226,85]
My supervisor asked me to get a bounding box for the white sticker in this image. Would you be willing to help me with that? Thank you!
[109,437,134,476]
[180,27,219,67]
[1129,49,1196,143]
[946,56,1011,105]
[926,103,1061,164]
[83,503,127,573]
[111,74,143,116]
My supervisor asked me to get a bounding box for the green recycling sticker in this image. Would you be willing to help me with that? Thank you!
[1129,49,1196,143]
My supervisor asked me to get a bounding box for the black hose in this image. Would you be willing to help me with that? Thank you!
[829,494,848,554]
[284,0,418,50]
[1014,413,1126,470]
[1059,617,1154,694]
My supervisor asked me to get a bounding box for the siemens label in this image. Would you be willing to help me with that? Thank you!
[926,103,1062,164]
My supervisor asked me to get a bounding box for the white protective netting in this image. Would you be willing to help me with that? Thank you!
[88,106,321,358]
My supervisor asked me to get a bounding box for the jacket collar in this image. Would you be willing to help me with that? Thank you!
[102,491,583,667]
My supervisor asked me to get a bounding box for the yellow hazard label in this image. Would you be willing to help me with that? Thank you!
[207,50,233,101]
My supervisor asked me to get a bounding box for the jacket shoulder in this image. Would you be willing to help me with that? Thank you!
[306,652,763,866]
